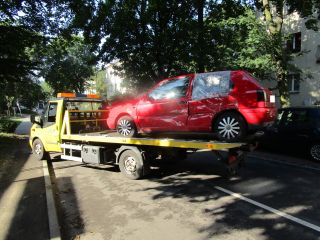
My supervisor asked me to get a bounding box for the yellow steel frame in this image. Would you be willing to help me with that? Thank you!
[61,110,243,150]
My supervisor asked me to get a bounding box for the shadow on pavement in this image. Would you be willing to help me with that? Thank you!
[0,139,49,240]
[142,151,320,239]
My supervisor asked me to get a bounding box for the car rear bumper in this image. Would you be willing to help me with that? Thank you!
[240,107,277,129]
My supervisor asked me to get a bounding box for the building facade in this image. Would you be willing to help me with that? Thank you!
[283,11,320,106]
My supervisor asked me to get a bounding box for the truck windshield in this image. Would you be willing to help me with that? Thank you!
[66,101,103,111]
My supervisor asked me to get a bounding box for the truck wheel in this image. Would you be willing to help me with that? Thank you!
[119,149,145,179]
[213,112,246,142]
[32,139,47,160]
[116,116,137,137]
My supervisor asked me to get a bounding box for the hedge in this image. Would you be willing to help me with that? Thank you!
[0,119,19,133]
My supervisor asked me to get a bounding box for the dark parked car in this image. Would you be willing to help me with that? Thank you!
[260,107,320,161]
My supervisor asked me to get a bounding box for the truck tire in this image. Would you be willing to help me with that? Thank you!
[118,149,146,179]
[32,139,47,160]
[116,116,137,137]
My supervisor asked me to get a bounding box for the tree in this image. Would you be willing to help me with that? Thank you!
[92,69,108,99]
[68,0,201,90]
[0,0,72,112]
[41,36,95,94]
[0,23,45,112]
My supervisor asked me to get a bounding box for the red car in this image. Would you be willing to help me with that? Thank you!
[106,70,276,142]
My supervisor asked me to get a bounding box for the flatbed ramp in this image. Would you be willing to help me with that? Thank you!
[57,110,251,179]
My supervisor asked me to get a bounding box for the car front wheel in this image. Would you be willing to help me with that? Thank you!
[213,112,246,142]
[32,139,47,160]
[116,116,137,137]
[310,143,320,162]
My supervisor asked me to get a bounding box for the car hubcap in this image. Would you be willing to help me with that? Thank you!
[124,156,137,174]
[35,143,42,155]
[310,144,320,161]
[218,117,240,139]
[117,119,133,136]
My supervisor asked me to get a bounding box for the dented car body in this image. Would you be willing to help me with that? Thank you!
[106,70,276,142]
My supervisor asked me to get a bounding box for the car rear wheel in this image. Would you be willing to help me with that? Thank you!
[116,116,137,137]
[310,143,320,162]
[213,112,246,142]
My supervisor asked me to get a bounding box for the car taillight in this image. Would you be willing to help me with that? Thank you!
[256,89,276,108]
[256,90,267,102]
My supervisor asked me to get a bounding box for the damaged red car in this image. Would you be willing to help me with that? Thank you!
[106,70,276,142]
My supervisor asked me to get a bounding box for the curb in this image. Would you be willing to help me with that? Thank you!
[43,160,62,240]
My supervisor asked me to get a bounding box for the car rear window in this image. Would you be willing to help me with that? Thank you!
[192,71,231,100]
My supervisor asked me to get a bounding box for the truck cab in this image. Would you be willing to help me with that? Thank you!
[29,93,107,156]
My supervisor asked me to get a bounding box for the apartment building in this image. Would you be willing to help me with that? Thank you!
[282,11,320,106]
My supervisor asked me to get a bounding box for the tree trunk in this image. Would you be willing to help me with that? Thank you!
[196,0,205,73]
[261,0,289,107]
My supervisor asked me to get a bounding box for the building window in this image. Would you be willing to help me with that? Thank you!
[288,74,300,93]
[287,32,301,53]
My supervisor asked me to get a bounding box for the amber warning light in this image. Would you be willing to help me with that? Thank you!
[57,93,100,99]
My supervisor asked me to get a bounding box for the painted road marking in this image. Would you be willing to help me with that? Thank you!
[215,186,320,233]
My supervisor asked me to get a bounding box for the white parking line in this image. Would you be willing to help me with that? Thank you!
[215,186,320,233]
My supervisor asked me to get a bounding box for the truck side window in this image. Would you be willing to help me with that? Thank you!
[43,102,58,125]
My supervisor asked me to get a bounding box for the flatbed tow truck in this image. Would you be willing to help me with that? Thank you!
[30,93,253,179]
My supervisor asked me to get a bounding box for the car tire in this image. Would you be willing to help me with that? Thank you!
[116,116,137,137]
[310,143,320,162]
[213,112,246,142]
[32,139,47,160]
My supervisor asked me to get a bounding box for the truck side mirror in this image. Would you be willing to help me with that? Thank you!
[30,114,43,127]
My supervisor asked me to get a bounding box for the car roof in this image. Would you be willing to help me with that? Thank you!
[161,70,245,82]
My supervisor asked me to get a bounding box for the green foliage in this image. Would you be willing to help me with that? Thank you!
[91,69,108,99]
[0,118,19,133]
[41,36,96,94]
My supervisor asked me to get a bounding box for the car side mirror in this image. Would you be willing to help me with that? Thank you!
[30,114,43,127]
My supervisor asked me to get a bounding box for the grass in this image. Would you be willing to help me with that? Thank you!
[0,133,28,143]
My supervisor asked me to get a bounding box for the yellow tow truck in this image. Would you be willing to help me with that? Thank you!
[30,93,250,179]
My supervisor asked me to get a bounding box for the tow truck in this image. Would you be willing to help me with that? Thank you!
[30,93,253,179]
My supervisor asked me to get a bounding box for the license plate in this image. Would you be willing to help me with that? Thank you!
[270,95,275,103]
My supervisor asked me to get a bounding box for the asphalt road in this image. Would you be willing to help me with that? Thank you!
[51,151,320,240]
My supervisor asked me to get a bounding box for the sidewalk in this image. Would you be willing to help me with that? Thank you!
[14,115,32,135]
[0,137,50,240]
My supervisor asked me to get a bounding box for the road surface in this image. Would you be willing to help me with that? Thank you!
[50,150,320,240]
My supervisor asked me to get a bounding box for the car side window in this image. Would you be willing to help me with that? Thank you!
[283,109,308,127]
[192,71,231,100]
[148,77,190,100]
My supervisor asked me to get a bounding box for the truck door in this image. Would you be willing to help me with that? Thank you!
[41,101,62,151]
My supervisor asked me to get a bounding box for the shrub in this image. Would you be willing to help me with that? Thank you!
[0,119,19,133]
